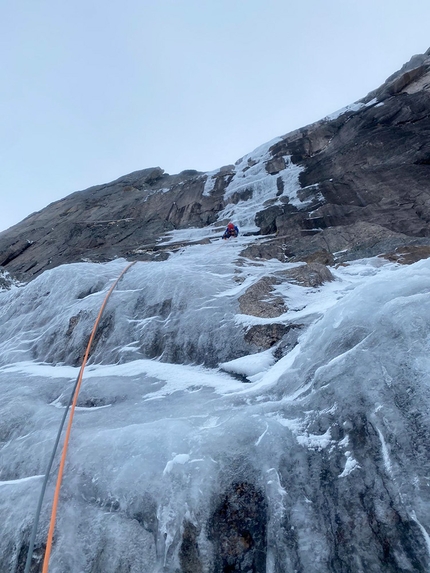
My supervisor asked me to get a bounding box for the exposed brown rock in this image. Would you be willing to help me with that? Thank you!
[238,277,287,318]
[380,245,430,265]
[278,263,334,287]
[238,264,332,321]
[296,249,335,266]
[239,239,290,263]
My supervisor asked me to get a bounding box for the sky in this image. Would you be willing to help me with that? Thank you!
[1,0,430,233]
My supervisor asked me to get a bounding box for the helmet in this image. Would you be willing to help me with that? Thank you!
[227,223,234,230]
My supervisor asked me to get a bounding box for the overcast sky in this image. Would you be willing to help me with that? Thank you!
[1,0,430,233]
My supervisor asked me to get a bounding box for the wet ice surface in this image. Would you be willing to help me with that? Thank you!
[1,240,430,572]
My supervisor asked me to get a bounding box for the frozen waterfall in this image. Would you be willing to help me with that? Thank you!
[1,237,430,572]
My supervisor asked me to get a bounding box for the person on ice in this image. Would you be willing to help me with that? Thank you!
[222,222,239,239]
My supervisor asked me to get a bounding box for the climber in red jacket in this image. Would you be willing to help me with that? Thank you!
[222,223,239,239]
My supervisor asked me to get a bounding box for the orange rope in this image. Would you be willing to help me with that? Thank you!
[42,261,136,572]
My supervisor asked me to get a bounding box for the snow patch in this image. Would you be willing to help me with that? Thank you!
[202,169,219,196]
[163,454,190,475]
[296,428,332,451]
[324,98,377,122]
[338,453,361,478]
[219,349,275,381]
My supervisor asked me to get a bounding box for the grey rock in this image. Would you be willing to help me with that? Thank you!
[0,168,225,280]
[265,156,286,175]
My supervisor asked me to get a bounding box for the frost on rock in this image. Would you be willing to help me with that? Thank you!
[0,268,21,290]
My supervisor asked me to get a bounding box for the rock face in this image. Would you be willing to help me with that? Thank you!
[1,49,430,280]
[208,482,267,573]
[254,48,430,263]
[0,168,225,279]
[239,276,287,318]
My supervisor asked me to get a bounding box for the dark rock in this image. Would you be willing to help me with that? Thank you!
[255,205,285,234]
[208,482,267,573]
[179,521,203,573]
[205,166,236,197]
[245,323,290,349]
[273,324,303,359]
[335,236,430,264]
[247,50,430,264]
[126,494,158,534]
[15,543,44,573]
[0,239,33,267]
[229,187,253,205]
[276,176,284,195]
[294,250,335,266]
[240,238,291,263]
[65,313,81,336]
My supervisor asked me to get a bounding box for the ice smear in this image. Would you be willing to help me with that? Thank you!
[157,226,221,246]
[215,137,305,229]
[411,511,430,559]
[376,427,392,475]
[202,168,225,197]
[255,423,269,446]
[296,429,332,451]
[0,474,43,486]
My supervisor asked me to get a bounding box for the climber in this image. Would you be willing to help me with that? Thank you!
[222,222,239,240]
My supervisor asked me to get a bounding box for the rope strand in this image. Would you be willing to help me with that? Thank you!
[24,261,136,573]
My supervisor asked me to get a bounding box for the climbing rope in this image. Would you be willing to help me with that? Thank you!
[24,261,136,573]
[209,239,230,254]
